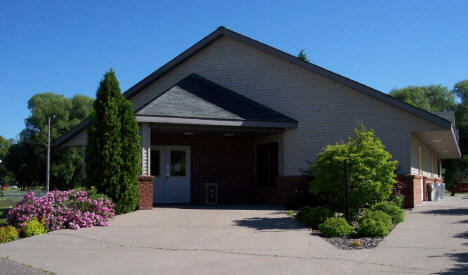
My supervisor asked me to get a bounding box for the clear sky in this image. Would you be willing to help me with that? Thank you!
[1,0,467,139]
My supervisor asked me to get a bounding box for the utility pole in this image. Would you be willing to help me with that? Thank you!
[46,116,50,193]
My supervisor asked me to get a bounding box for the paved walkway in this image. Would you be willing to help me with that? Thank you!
[0,196,467,274]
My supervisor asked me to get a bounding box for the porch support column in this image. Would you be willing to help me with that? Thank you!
[138,123,153,210]
[140,122,151,175]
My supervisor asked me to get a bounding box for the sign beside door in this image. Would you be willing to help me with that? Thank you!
[150,145,191,204]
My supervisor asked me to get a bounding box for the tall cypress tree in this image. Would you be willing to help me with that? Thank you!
[86,69,124,209]
[115,96,141,213]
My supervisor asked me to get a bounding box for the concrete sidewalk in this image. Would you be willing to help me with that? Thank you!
[353,195,468,274]
[1,196,467,274]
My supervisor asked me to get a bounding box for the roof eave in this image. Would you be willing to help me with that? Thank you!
[135,115,298,129]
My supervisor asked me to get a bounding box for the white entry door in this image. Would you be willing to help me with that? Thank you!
[151,146,191,204]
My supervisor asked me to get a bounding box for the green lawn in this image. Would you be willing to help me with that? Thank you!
[0,199,17,226]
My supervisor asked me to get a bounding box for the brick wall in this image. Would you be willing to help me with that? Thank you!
[151,134,256,204]
[138,175,154,210]
[151,133,310,205]
[256,176,311,205]
[397,175,423,208]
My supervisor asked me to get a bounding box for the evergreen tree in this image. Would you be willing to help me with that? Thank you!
[86,69,141,214]
[114,96,140,214]
[86,69,123,202]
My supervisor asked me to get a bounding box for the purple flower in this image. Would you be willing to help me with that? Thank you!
[8,190,114,231]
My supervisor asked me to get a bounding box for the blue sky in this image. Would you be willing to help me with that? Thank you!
[1,0,467,139]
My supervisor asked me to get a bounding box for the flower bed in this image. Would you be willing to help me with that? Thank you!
[294,201,405,250]
[7,190,114,231]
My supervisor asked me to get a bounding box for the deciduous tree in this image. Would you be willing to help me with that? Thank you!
[5,93,93,189]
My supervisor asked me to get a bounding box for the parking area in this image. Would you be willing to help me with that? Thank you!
[1,197,467,274]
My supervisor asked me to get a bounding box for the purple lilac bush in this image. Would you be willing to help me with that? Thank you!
[7,190,114,231]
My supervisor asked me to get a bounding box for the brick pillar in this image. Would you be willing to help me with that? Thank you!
[138,175,154,210]
[397,175,423,208]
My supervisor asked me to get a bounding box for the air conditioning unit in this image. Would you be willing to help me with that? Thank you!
[202,182,218,205]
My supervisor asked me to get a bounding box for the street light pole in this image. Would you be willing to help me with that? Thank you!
[46,116,50,193]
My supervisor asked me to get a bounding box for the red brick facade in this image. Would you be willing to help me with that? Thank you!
[146,131,446,208]
[149,133,310,205]
[397,175,444,208]
[151,134,256,204]
[256,176,311,205]
[138,175,154,210]
[397,175,423,208]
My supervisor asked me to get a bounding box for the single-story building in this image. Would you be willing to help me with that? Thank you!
[57,26,460,209]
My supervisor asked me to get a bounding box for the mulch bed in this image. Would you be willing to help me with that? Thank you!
[310,225,385,250]
[326,235,383,249]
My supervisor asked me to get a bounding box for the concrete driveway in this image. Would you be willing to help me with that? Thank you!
[1,197,468,275]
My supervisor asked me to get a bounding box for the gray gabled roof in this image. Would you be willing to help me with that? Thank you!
[57,26,453,146]
[135,74,297,124]
[123,26,452,129]
[432,111,456,128]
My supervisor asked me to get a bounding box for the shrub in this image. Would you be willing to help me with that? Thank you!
[309,124,398,216]
[21,218,45,237]
[358,210,392,237]
[358,217,389,237]
[365,210,392,229]
[8,190,114,231]
[0,225,19,243]
[297,207,334,229]
[391,195,405,209]
[319,217,353,237]
[295,206,312,222]
[371,202,405,224]
[392,178,406,198]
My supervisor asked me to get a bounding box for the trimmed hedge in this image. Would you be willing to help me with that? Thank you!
[0,225,19,243]
[319,217,353,237]
[371,202,405,224]
[296,206,334,229]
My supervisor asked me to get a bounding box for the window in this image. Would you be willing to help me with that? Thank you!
[170,150,186,176]
[256,142,279,187]
[150,150,160,177]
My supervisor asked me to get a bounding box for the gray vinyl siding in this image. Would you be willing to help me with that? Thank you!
[130,36,444,176]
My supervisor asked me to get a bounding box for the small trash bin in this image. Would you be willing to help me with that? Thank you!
[440,183,446,199]
[435,183,441,201]
[428,184,434,201]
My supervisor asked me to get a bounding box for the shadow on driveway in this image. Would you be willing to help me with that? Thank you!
[233,217,304,231]
[420,208,468,216]
[436,252,468,274]
[154,204,285,211]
